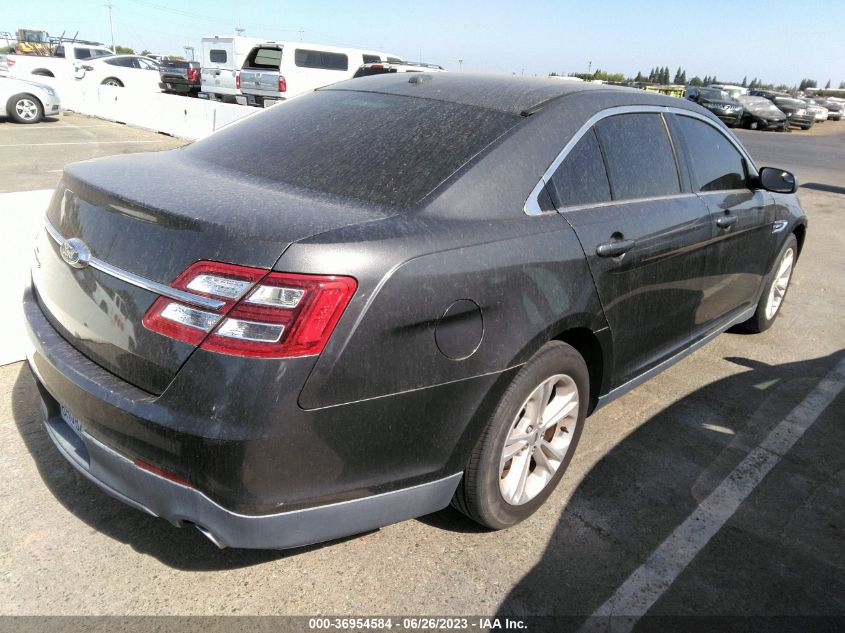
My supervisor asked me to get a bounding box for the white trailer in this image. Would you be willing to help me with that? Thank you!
[199,35,263,102]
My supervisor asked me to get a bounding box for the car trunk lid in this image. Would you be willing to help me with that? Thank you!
[33,150,390,394]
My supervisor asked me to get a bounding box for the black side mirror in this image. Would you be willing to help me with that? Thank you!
[759,167,798,194]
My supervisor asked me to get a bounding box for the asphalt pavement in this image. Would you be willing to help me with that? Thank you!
[0,113,843,628]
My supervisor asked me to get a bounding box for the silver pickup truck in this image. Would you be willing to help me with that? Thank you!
[237,41,398,107]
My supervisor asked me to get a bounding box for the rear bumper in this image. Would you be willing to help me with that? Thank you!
[39,399,460,549]
[22,282,486,549]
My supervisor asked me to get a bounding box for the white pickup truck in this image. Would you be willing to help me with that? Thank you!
[1,42,113,80]
[237,41,399,107]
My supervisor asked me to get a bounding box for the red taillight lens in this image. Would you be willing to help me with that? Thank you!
[134,458,192,487]
[142,261,356,358]
[7,58,15,68]
[235,72,240,89]
[187,67,199,82]
[279,74,286,93]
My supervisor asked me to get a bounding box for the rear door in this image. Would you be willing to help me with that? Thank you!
[240,45,283,97]
[549,112,713,387]
[670,114,775,334]
[201,39,236,93]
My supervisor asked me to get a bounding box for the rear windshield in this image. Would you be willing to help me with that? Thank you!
[185,90,520,207]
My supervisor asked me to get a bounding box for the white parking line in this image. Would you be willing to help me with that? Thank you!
[581,355,845,633]
[0,140,167,147]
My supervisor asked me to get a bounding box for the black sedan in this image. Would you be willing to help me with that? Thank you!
[684,86,744,126]
[25,75,806,549]
[737,95,789,131]
[771,96,816,129]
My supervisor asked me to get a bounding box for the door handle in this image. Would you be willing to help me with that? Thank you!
[596,239,635,258]
[716,214,739,229]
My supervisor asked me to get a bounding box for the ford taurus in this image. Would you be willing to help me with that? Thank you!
[24,74,806,549]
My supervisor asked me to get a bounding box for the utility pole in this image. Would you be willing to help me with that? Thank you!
[184,46,194,61]
[297,29,304,42]
[458,59,463,72]
[104,2,115,52]
[235,28,246,37]
[588,60,592,74]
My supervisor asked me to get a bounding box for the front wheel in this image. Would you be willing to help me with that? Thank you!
[102,78,124,87]
[742,234,797,333]
[452,341,589,529]
[8,94,43,123]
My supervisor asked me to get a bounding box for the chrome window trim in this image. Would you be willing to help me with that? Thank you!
[523,105,759,216]
[43,217,226,311]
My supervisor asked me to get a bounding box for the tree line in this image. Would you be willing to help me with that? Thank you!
[550,65,844,92]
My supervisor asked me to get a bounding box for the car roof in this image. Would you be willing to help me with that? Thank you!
[324,72,640,116]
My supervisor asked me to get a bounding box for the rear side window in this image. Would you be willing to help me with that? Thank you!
[186,90,519,207]
[74,48,93,60]
[362,54,381,64]
[595,113,681,200]
[209,49,227,64]
[676,116,746,191]
[549,129,611,208]
[295,49,349,71]
[250,47,282,68]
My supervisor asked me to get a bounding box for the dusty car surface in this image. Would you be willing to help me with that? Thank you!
[737,95,788,131]
[25,74,806,549]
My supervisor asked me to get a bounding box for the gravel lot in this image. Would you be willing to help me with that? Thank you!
[1,113,843,627]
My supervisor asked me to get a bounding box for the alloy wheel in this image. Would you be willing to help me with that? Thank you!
[499,374,579,506]
[765,247,794,320]
[15,98,39,121]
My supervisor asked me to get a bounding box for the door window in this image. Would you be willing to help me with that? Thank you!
[548,128,611,208]
[595,113,681,200]
[675,116,747,191]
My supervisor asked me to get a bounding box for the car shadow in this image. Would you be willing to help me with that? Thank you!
[10,364,364,571]
[0,116,61,124]
[801,182,845,195]
[489,348,845,623]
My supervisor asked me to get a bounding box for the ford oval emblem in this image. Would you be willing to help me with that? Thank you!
[60,238,91,269]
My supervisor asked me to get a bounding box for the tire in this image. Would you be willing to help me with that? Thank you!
[742,234,798,333]
[8,94,43,123]
[102,78,124,87]
[452,341,589,529]
[801,125,812,130]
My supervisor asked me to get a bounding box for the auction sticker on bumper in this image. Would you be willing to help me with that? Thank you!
[60,405,84,440]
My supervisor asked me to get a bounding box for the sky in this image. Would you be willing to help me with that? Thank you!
[3,0,844,87]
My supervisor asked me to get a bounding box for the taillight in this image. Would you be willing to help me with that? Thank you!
[187,67,199,82]
[142,261,356,358]
[235,72,240,89]
[7,58,15,68]
[279,74,286,93]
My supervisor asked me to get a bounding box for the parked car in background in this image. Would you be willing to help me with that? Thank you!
[708,83,747,99]
[26,75,805,549]
[684,86,742,126]
[352,60,445,78]
[800,99,828,123]
[736,95,788,131]
[199,35,263,103]
[237,41,399,107]
[769,96,815,130]
[0,74,61,122]
[159,59,201,96]
[74,55,160,90]
[815,98,843,121]
[1,41,113,81]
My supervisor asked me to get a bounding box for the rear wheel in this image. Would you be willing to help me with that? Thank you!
[742,234,797,333]
[8,94,43,123]
[102,78,124,87]
[452,341,589,529]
